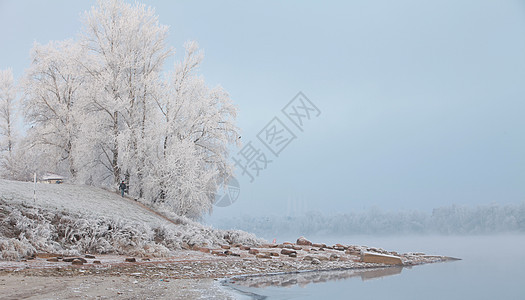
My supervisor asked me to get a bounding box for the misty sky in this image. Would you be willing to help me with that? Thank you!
[1,0,524,220]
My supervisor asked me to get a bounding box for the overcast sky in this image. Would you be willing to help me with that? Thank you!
[1,0,524,220]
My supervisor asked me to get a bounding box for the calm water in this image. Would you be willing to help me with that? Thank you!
[226,235,525,299]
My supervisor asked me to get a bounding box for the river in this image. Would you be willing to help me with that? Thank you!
[225,234,525,299]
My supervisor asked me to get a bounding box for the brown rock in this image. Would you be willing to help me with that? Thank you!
[312,243,326,248]
[181,242,191,250]
[63,257,87,263]
[362,252,403,265]
[330,254,340,261]
[71,259,84,265]
[256,254,272,259]
[303,255,314,261]
[240,246,251,251]
[311,258,321,264]
[233,243,242,248]
[197,247,211,254]
[346,249,361,255]
[269,252,279,257]
[292,246,302,251]
[248,249,260,255]
[125,257,136,263]
[93,260,101,264]
[296,237,313,246]
[289,252,297,258]
[280,249,297,255]
[221,245,231,250]
[85,254,96,259]
[333,244,346,251]
[46,257,59,262]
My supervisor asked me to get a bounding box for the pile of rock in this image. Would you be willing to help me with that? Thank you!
[41,254,143,266]
[43,254,98,266]
[193,236,408,266]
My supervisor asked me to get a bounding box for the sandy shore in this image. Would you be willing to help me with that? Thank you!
[0,242,453,299]
[0,274,234,300]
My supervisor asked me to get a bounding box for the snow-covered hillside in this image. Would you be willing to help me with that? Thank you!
[1,179,169,226]
[0,179,263,260]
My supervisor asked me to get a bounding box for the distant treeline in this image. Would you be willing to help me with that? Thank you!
[215,203,525,236]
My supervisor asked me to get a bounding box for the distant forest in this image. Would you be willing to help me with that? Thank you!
[215,203,525,236]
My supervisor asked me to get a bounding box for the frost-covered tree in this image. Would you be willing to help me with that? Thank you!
[145,42,240,218]
[0,68,17,156]
[78,0,172,192]
[0,68,19,178]
[16,0,240,219]
[21,40,86,178]
[1,138,58,182]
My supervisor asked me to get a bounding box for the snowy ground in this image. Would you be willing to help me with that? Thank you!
[0,179,264,260]
[0,179,170,227]
[0,274,235,300]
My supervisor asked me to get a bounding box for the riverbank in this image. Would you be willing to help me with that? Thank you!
[0,239,453,299]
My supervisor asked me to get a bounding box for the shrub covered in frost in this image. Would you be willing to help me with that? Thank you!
[0,197,265,260]
[0,238,36,260]
[151,203,266,247]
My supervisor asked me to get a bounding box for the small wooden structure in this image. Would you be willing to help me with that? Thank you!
[41,173,65,184]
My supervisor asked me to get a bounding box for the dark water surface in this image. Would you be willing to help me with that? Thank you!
[226,235,525,299]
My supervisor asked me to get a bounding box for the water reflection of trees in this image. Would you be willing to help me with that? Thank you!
[229,266,405,289]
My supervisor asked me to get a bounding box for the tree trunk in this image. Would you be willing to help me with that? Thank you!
[112,111,120,184]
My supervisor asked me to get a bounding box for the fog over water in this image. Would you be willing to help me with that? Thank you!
[226,235,525,300]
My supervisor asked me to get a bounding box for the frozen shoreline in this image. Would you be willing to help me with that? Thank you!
[0,242,454,299]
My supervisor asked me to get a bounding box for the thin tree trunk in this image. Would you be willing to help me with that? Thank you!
[112,111,120,184]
